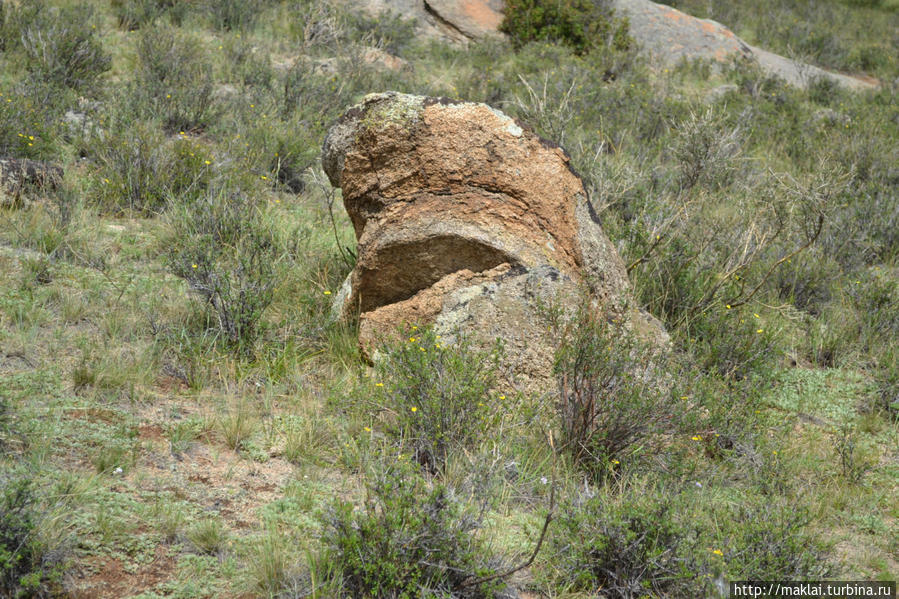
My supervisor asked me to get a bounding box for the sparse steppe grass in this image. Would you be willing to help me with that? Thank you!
[0,0,896,596]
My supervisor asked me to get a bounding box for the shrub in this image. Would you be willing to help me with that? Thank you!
[550,485,703,597]
[111,0,182,31]
[286,0,416,55]
[166,187,278,348]
[321,460,509,598]
[0,86,65,162]
[722,501,832,579]
[835,425,874,484]
[90,121,212,215]
[341,8,417,55]
[18,2,110,92]
[132,26,219,133]
[1,476,63,598]
[687,304,782,381]
[374,328,502,474]
[877,348,899,419]
[90,121,171,214]
[772,251,838,315]
[672,108,743,192]
[552,304,677,480]
[0,397,11,450]
[204,0,274,31]
[501,0,631,55]
[221,38,276,91]
[630,165,847,377]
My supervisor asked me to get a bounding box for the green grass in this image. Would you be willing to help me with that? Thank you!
[0,0,896,596]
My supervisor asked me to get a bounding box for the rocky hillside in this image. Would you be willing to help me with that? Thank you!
[362,0,880,89]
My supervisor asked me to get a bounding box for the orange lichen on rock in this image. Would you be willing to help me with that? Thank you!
[323,92,666,390]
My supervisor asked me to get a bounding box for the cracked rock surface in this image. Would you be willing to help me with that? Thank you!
[355,0,877,91]
[323,92,666,393]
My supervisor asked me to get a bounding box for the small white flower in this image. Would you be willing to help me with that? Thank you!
[114,467,123,474]
[694,481,702,488]
[540,476,548,485]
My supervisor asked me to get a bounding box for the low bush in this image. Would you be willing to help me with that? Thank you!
[373,328,502,474]
[1,476,63,598]
[111,0,185,31]
[501,0,631,55]
[90,122,212,215]
[17,2,110,93]
[132,26,219,133]
[550,484,704,597]
[552,304,677,480]
[204,0,275,32]
[166,186,279,348]
[687,304,782,381]
[672,107,743,192]
[721,501,832,579]
[320,460,510,598]
[877,348,899,418]
[0,87,66,161]
[286,0,416,55]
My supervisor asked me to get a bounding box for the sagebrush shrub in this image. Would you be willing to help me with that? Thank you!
[111,0,181,30]
[672,108,743,192]
[501,0,631,55]
[722,501,832,579]
[133,26,219,133]
[877,347,899,418]
[687,305,782,381]
[321,460,509,599]
[18,2,111,92]
[552,304,676,479]
[373,328,502,474]
[550,485,703,597]
[166,187,278,348]
[1,476,63,597]
[0,89,59,160]
[204,0,272,31]
[91,122,211,214]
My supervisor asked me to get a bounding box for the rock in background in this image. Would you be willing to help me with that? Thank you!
[323,92,666,392]
[357,0,504,43]
[610,0,878,91]
[357,0,878,91]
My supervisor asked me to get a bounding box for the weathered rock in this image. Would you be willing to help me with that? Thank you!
[425,0,505,40]
[612,0,751,63]
[361,47,410,72]
[355,0,505,43]
[324,92,665,393]
[611,0,877,91]
[359,0,877,91]
[703,83,739,104]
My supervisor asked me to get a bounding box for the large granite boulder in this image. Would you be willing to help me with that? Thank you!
[323,92,666,393]
[357,0,504,43]
[611,0,878,91]
[355,0,877,91]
